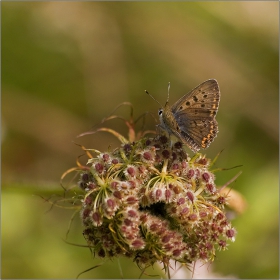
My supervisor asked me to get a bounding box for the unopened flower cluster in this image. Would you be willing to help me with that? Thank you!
[78,135,236,269]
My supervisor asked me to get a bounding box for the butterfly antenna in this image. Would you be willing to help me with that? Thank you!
[167,82,171,104]
[145,90,162,107]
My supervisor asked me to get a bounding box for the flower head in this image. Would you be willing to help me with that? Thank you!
[77,134,237,270]
[61,103,241,276]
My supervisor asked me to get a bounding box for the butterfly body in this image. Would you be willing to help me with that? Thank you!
[158,79,220,153]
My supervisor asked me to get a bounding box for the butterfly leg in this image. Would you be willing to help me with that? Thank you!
[156,124,174,148]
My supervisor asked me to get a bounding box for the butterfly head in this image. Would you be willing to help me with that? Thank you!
[158,101,170,118]
[146,83,172,130]
[158,107,164,125]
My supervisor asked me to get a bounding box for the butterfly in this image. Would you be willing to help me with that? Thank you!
[146,79,220,152]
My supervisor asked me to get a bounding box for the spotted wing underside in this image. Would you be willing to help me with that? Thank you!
[171,79,220,151]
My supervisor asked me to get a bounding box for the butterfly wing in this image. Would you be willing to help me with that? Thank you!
[171,79,220,151]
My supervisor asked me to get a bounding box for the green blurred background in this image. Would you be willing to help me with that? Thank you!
[2,2,278,279]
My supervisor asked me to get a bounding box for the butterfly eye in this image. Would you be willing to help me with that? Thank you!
[158,109,163,116]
